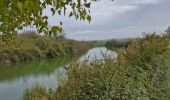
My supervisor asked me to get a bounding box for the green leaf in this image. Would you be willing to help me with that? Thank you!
[84,3,91,8]
[87,15,91,23]
[51,8,55,15]
[60,22,63,26]
[69,12,73,17]
[17,2,23,13]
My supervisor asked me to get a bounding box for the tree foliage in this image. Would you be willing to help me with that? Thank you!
[0,0,100,41]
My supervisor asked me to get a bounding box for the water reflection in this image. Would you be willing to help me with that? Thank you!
[0,56,78,100]
[79,47,117,62]
[0,47,116,100]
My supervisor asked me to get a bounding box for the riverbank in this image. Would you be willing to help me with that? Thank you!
[0,47,115,100]
[0,32,91,64]
[23,34,169,100]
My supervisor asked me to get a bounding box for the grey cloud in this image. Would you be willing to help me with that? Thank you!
[45,0,170,40]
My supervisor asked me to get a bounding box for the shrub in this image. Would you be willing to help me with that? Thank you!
[55,58,117,100]
[118,34,169,69]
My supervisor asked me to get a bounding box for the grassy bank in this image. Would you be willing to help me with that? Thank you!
[23,34,169,100]
[0,32,91,64]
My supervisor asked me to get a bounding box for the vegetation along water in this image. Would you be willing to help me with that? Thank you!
[22,34,170,100]
[0,47,115,100]
[0,32,91,64]
[1,1,170,100]
[0,32,170,100]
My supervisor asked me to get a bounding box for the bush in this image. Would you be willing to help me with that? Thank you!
[55,58,117,100]
[118,34,169,69]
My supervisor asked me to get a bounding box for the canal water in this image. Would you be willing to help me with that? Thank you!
[0,47,116,100]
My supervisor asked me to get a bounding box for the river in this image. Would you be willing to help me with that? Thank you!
[0,47,116,100]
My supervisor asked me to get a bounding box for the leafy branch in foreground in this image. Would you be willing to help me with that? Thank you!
[0,0,104,41]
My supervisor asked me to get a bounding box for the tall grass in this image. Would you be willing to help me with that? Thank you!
[23,34,169,100]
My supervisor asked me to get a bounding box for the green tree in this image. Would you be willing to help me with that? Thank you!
[0,0,96,41]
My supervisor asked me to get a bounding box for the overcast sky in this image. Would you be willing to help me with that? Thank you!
[45,0,170,40]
